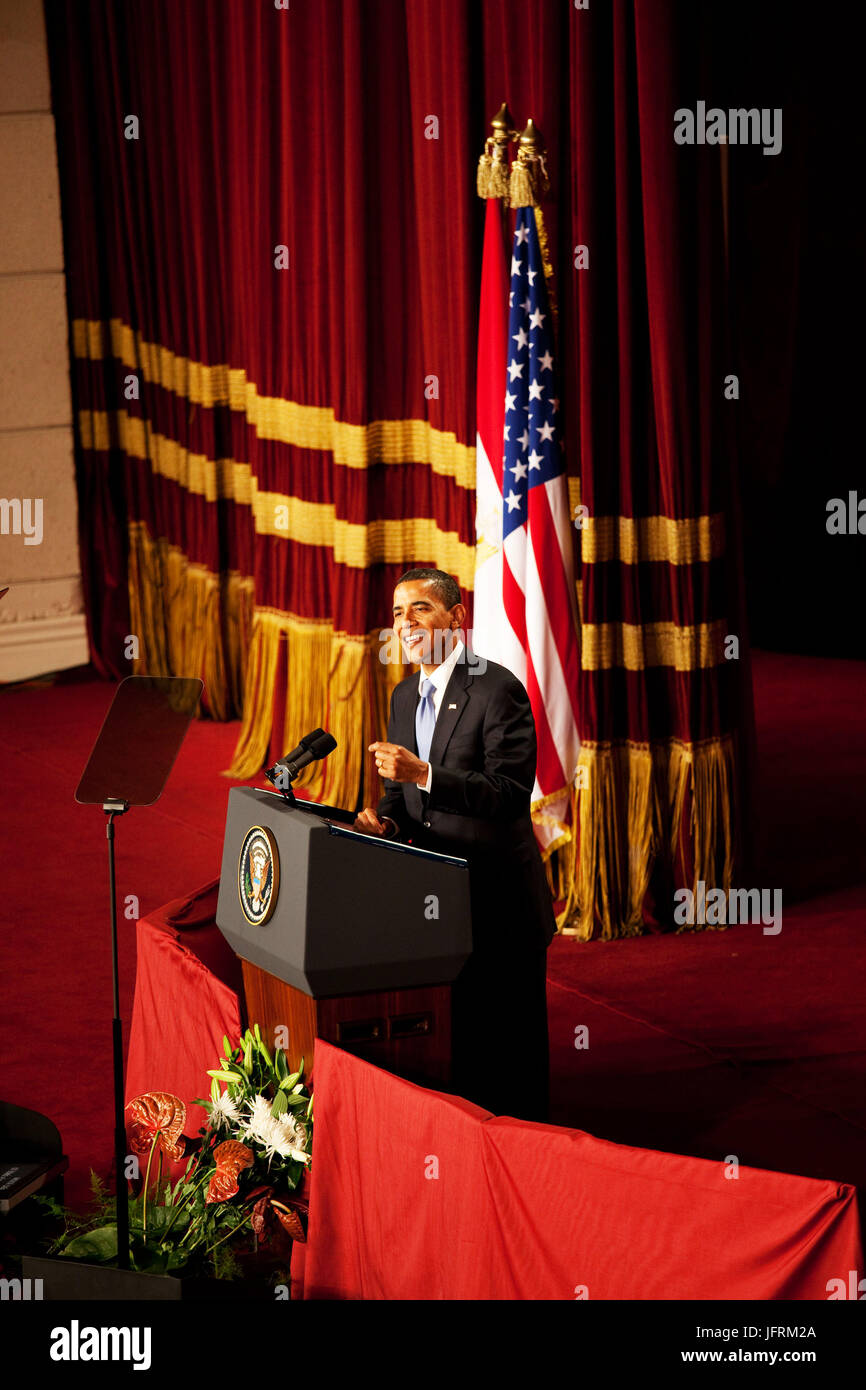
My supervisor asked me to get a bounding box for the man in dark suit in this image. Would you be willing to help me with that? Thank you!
[353,567,556,1121]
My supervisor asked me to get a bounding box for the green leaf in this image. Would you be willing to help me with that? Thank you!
[242,1040,253,1075]
[253,1022,262,1045]
[149,1205,190,1236]
[306,1093,314,1121]
[223,1034,232,1058]
[285,1094,308,1109]
[271,1090,288,1119]
[207,1070,238,1084]
[258,1038,272,1069]
[63,1225,118,1263]
[276,1049,288,1079]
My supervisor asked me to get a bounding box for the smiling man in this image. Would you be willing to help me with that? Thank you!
[353,567,556,1121]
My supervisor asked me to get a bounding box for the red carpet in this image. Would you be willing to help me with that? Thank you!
[1,653,864,1216]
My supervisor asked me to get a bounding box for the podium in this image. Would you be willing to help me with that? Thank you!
[216,787,472,1087]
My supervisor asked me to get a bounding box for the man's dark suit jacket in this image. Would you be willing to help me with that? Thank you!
[376,650,556,954]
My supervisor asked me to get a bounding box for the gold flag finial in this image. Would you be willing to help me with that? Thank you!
[491,102,515,138]
[509,118,550,207]
[477,102,517,200]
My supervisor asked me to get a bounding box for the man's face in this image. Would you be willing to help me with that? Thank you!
[392,580,463,668]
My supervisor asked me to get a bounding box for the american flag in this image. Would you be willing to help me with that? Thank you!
[474,201,581,858]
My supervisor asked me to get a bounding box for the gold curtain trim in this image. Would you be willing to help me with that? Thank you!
[80,409,475,586]
[127,521,254,719]
[581,512,725,564]
[567,478,723,565]
[227,607,409,806]
[561,735,736,941]
[581,620,728,670]
[73,317,475,489]
[95,403,722,669]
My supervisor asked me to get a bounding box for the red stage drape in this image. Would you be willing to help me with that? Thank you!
[296,1041,861,1301]
[45,0,753,936]
[125,901,862,1301]
[125,883,243,1142]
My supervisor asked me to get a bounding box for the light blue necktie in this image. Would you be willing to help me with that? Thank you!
[415,678,436,763]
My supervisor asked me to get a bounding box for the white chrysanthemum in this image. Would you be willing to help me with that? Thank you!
[243,1094,272,1133]
[209,1090,241,1130]
[241,1095,310,1166]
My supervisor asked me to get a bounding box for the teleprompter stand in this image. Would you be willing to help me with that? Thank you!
[75,675,203,1269]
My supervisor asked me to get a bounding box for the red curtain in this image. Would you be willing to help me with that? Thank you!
[45,0,752,936]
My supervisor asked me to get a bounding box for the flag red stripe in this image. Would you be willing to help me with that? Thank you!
[527,487,582,727]
[526,649,568,792]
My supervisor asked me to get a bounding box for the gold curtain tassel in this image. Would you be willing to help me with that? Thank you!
[476,102,515,201]
[509,119,551,208]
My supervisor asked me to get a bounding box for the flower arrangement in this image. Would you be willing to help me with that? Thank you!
[40,1025,312,1282]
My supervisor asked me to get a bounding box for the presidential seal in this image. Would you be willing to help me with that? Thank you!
[238,825,279,925]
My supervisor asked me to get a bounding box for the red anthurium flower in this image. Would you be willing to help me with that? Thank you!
[250,1192,271,1236]
[125,1092,187,1161]
[271,1200,306,1243]
[206,1140,254,1204]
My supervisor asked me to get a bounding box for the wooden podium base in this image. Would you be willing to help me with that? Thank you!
[241,960,453,1089]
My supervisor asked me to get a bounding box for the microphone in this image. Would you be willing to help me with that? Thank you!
[266,729,337,790]
[265,729,326,784]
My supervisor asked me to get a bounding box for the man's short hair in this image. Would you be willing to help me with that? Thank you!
[395,568,462,610]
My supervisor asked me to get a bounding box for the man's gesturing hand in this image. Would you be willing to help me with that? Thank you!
[369,741,429,786]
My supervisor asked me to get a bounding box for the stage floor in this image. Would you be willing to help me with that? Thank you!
[1,650,864,1214]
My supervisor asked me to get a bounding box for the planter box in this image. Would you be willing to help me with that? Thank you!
[22,1255,276,1301]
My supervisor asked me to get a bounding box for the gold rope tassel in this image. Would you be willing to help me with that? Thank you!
[227,611,285,778]
[509,119,550,208]
[570,745,648,941]
[228,613,374,807]
[541,781,580,930]
[567,737,737,941]
[626,746,658,931]
[298,634,369,810]
[476,102,516,201]
[127,521,247,720]
[477,137,510,200]
[690,736,736,899]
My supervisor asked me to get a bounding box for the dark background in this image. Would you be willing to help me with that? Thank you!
[726,2,865,657]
